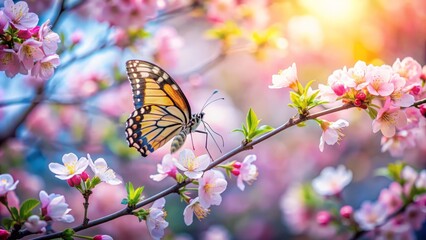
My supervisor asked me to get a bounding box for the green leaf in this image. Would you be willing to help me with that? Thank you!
[10,207,20,221]
[366,106,378,120]
[19,198,40,220]
[2,217,14,229]
[126,182,135,196]
[247,108,259,132]
[121,198,129,205]
[387,162,406,183]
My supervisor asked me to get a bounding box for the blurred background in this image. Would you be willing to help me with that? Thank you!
[0,0,425,239]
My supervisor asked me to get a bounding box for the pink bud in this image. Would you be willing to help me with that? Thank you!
[66,178,75,187]
[167,167,177,179]
[316,211,332,226]
[353,99,362,107]
[231,169,240,176]
[17,30,32,39]
[420,105,426,118]
[232,162,242,169]
[410,85,421,95]
[70,30,83,45]
[93,234,113,240]
[0,229,10,240]
[80,171,89,181]
[355,91,366,101]
[331,84,346,96]
[340,205,353,219]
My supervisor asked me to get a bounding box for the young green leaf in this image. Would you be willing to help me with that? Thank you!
[19,198,40,220]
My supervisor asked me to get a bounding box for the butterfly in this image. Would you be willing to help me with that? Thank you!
[125,60,206,157]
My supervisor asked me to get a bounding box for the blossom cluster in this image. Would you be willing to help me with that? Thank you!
[77,0,159,29]
[148,149,258,236]
[0,0,60,79]
[270,57,426,154]
[281,164,426,239]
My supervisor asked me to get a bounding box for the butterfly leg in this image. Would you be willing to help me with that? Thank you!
[194,130,214,160]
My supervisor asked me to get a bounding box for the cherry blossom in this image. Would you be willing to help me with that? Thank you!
[269,63,298,90]
[86,154,122,185]
[392,57,422,85]
[198,170,228,208]
[0,173,19,196]
[39,190,74,223]
[236,154,258,191]
[0,49,26,77]
[365,65,394,96]
[312,165,352,196]
[174,149,210,179]
[48,153,89,180]
[31,54,60,80]
[38,20,60,55]
[17,39,44,70]
[2,0,39,30]
[183,197,209,226]
[152,27,183,68]
[372,98,407,138]
[354,201,387,230]
[416,170,426,189]
[146,198,169,240]
[150,154,178,182]
[24,215,47,233]
[318,119,349,152]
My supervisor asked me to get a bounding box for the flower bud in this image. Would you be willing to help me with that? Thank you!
[340,205,353,219]
[70,30,83,45]
[0,229,10,240]
[316,211,332,226]
[420,105,426,118]
[231,169,240,176]
[67,174,82,187]
[410,85,421,95]
[93,235,113,240]
[232,162,242,169]
[80,171,89,181]
[355,91,366,101]
[66,178,75,187]
[353,99,362,107]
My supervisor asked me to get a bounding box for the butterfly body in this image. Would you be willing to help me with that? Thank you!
[125,60,203,157]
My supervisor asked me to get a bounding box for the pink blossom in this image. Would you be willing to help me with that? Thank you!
[372,98,407,138]
[78,0,158,28]
[0,49,26,77]
[416,170,426,189]
[31,54,60,80]
[173,149,210,179]
[0,174,19,196]
[365,65,394,96]
[380,130,416,157]
[354,201,387,230]
[0,191,19,215]
[24,215,47,233]
[340,205,353,219]
[279,183,310,234]
[206,0,237,23]
[236,154,258,191]
[312,165,352,196]
[150,154,177,181]
[318,83,338,102]
[112,28,131,49]
[392,57,422,85]
[153,27,183,68]
[404,203,426,230]
[70,30,83,45]
[183,197,209,226]
[17,39,44,70]
[146,198,168,240]
[390,74,414,107]
[38,20,60,55]
[0,229,10,240]
[378,182,403,214]
[39,190,74,223]
[319,119,349,152]
[198,170,227,208]
[316,211,332,226]
[2,0,39,30]
[327,67,355,96]
[269,63,298,90]
[348,60,368,90]
[26,105,60,139]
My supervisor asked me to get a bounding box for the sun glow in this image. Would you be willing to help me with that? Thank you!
[299,0,366,24]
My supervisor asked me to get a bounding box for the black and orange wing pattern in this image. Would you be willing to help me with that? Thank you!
[125,60,191,157]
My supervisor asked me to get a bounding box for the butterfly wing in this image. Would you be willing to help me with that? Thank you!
[125,60,191,156]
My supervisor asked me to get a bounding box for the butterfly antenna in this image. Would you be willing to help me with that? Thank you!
[201,90,224,112]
